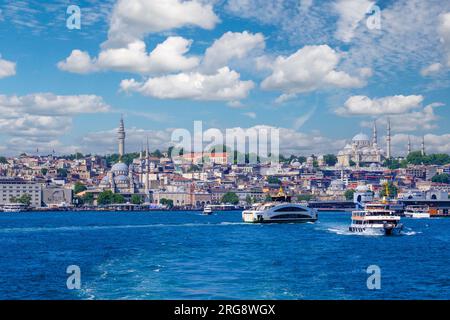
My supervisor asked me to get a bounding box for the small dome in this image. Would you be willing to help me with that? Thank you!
[114,175,129,183]
[111,162,128,173]
[355,185,369,192]
[100,176,110,185]
[352,133,369,141]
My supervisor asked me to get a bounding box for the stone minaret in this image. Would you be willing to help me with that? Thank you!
[421,135,425,156]
[118,115,125,159]
[386,118,391,159]
[372,120,378,146]
[407,136,411,155]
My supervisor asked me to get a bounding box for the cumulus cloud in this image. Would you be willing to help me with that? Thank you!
[261,45,368,96]
[391,133,450,155]
[201,31,265,72]
[0,93,111,155]
[336,95,424,116]
[58,37,199,75]
[105,0,219,47]
[333,0,375,43]
[0,54,16,79]
[120,67,254,101]
[360,102,443,132]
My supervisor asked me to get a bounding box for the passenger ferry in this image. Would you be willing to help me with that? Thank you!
[242,188,318,223]
[349,202,403,235]
[404,205,430,219]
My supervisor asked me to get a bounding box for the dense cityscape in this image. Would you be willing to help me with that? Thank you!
[1,117,449,215]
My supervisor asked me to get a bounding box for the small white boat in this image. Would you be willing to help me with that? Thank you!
[349,202,403,235]
[203,206,212,215]
[2,203,27,213]
[404,205,430,219]
[242,202,318,223]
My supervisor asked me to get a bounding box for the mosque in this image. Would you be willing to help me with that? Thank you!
[99,117,154,200]
[337,120,390,167]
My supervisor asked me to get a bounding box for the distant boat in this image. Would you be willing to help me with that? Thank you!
[404,205,430,219]
[2,203,27,213]
[203,206,213,215]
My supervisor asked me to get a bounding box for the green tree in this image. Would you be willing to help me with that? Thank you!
[431,173,449,184]
[323,154,338,166]
[160,198,174,208]
[73,182,87,194]
[82,193,94,205]
[344,189,355,201]
[112,194,125,204]
[12,194,32,206]
[57,168,68,178]
[245,195,253,205]
[297,194,313,202]
[267,176,281,185]
[221,192,239,205]
[41,168,48,176]
[349,160,356,166]
[97,190,114,205]
[0,156,8,164]
[131,194,143,205]
[264,193,272,201]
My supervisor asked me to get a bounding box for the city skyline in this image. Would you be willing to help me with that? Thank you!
[1,0,450,156]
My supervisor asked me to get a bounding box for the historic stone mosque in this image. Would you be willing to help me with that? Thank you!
[337,120,390,167]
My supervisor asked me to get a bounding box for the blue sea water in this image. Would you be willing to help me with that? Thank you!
[0,210,449,300]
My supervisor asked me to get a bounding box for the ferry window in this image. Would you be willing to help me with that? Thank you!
[274,207,306,212]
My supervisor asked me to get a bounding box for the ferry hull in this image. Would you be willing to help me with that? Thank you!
[349,225,403,236]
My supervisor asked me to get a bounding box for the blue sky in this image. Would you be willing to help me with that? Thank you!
[0,0,450,156]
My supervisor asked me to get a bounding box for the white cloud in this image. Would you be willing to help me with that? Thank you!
[360,102,443,132]
[120,67,254,101]
[261,45,368,95]
[420,62,443,76]
[333,0,375,43]
[391,133,450,155]
[0,93,111,155]
[58,37,199,75]
[57,50,97,74]
[336,95,424,116]
[201,31,265,72]
[105,0,219,47]
[243,112,256,119]
[0,93,110,116]
[439,12,450,66]
[0,54,16,79]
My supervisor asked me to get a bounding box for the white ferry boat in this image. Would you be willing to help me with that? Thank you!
[203,206,213,215]
[349,202,403,235]
[404,205,430,219]
[242,202,318,223]
[2,203,27,213]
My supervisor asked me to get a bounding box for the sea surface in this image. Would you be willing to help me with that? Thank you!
[0,210,449,300]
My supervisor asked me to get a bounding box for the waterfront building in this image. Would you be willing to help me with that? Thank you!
[0,178,42,208]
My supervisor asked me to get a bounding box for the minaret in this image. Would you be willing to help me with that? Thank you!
[407,136,411,155]
[118,115,125,160]
[372,120,378,146]
[144,137,150,195]
[386,118,391,159]
[421,135,425,156]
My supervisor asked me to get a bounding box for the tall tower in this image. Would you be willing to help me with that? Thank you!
[372,120,378,145]
[118,115,125,160]
[421,135,425,156]
[407,136,411,155]
[386,118,391,159]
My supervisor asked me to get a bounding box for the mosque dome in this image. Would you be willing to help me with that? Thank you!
[100,176,110,185]
[111,162,128,174]
[352,133,370,142]
[114,175,129,184]
[355,185,369,192]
